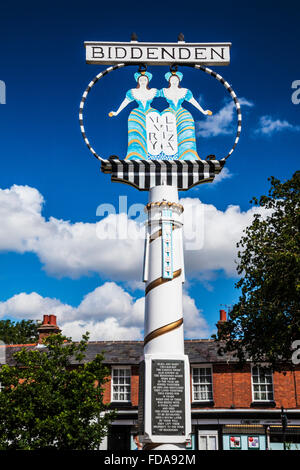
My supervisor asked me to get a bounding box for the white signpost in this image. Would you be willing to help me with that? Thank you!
[141,185,191,449]
[80,35,240,451]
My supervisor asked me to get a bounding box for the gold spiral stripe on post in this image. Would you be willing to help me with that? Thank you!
[149,229,162,243]
[145,269,182,296]
[149,224,178,243]
[144,318,183,346]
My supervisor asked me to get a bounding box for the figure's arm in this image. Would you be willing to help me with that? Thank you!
[187,95,213,116]
[109,97,131,117]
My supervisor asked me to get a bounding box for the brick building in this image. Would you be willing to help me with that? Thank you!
[3,313,300,450]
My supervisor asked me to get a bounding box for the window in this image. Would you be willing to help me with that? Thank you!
[198,430,218,450]
[252,366,274,401]
[192,366,213,402]
[111,367,131,402]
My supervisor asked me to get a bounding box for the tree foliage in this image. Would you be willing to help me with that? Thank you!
[0,319,38,345]
[215,171,300,368]
[0,333,115,449]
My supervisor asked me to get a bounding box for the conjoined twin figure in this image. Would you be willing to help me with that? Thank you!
[109,70,213,161]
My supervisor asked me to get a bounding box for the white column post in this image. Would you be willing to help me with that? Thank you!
[139,184,191,450]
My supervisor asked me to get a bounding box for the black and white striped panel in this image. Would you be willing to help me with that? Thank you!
[193,64,242,160]
[79,63,126,161]
[102,158,225,191]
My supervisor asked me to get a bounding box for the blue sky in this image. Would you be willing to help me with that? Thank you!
[0,0,299,341]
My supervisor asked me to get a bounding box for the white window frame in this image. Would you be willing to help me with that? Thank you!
[198,430,219,450]
[191,365,213,402]
[111,366,131,403]
[251,364,274,402]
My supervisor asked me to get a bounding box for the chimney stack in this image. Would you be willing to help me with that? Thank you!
[219,309,227,322]
[37,314,61,344]
[217,309,228,338]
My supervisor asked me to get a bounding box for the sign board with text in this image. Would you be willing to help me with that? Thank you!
[85,41,231,66]
[152,359,185,436]
[139,354,191,444]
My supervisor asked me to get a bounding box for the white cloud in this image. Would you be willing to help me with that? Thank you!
[255,115,300,135]
[0,283,143,341]
[211,167,233,184]
[0,185,273,342]
[0,185,144,280]
[192,167,233,189]
[183,293,210,338]
[0,184,270,285]
[0,292,73,322]
[0,185,47,253]
[61,318,142,342]
[75,282,144,327]
[196,98,254,138]
[181,198,270,280]
[0,284,210,341]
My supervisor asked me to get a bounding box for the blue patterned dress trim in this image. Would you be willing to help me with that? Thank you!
[125,89,160,160]
[160,88,200,160]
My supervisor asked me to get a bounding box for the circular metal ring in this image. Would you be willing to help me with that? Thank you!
[189,64,242,160]
[79,63,241,162]
[79,63,128,161]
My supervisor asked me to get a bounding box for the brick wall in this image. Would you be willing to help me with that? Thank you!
[211,364,251,408]
[131,366,139,406]
[213,364,233,408]
[232,364,252,408]
[102,373,111,405]
[103,364,300,409]
[273,369,299,409]
[294,367,300,408]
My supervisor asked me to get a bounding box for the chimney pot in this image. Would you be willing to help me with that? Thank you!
[49,315,57,326]
[217,309,230,339]
[220,309,227,322]
[43,315,49,325]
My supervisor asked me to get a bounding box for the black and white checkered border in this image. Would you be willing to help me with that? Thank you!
[79,63,242,163]
[102,157,225,191]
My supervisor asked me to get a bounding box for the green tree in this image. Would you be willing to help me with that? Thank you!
[0,319,38,344]
[0,333,115,449]
[215,171,300,368]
